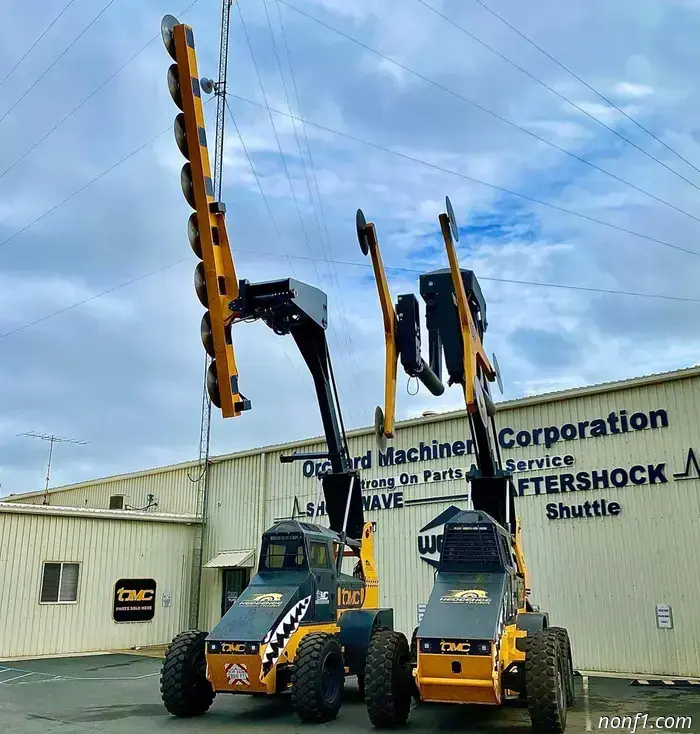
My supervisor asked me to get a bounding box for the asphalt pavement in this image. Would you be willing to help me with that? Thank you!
[0,654,698,733]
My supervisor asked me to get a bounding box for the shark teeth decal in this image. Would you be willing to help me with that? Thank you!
[260,595,311,680]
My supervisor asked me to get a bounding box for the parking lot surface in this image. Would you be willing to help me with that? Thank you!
[1,654,699,733]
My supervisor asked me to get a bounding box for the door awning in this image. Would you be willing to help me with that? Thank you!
[204,549,255,569]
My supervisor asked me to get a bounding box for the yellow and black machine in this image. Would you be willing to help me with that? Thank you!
[357,200,575,732]
[158,14,395,724]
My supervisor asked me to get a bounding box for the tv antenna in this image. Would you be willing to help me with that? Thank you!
[18,431,89,505]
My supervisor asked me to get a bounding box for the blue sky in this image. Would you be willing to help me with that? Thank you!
[2,0,700,495]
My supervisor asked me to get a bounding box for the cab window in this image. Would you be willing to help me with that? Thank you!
[261,537,306,570]
[309,541,331,569]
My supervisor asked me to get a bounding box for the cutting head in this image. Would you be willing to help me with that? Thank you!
[374,405,387,452]
[493,352,503,394]
[356,209,370,256]
[161,14,179,60]
[445,196,459,242]
[473,375,489,428]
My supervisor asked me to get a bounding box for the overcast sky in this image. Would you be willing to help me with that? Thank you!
[1,0,700,496]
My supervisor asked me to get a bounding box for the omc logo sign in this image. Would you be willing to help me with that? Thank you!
[417,505,462,568]
[113,578,157,623]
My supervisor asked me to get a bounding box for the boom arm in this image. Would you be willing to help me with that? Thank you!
[161,14,364,542]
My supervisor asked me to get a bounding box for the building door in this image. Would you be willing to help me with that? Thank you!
[309,540,336,622]
[221,568,249,616]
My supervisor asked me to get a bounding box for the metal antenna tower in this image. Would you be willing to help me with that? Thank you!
[188,0,234,629]
[18,431,89,505]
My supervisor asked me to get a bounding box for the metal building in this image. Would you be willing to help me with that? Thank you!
[3,366,699,676]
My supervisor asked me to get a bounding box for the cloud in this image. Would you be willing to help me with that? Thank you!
[1,0,699,495]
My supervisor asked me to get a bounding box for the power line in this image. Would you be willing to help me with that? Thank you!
[0,259,188,339]
[268,0,368,420]
[277,0,700,227]
[236,1,360,424]
[2,248,698,344]
[228,93,700,260]
[225,99,298,279]
[0,96,214,251]
[2,88,699,263]
[0,0,78,91]
[471,0,700,181]
[417,0,700,190]
[0,0,203,182]
[0,0,118,126]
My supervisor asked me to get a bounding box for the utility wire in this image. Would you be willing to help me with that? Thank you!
[228,94,700,260]
[418,0,700,190]
[271,0,367,419]
[472,0,700,180]
[0,0,118,126]
[0,0,78,91]
[224,99,298,279]
[0,0,202,182]
[0,258,188,340]
[236,1,359,423]
[277,0,700,227]
[2,90,699,262]
[0,96,213,251]
[2,249,698,342]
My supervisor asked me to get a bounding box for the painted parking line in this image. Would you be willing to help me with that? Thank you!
[0,672,35,685]
[0,664,159,683]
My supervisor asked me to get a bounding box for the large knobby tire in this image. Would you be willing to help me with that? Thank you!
[549,627,576,708]
[525,629,567,734]
[365,630,412,729]
[160,630,215,717]
[291,632,345,723]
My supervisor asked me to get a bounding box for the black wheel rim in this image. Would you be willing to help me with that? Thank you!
[322,652,341,704]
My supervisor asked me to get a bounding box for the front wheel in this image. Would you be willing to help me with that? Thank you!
[365,630,412,729]
[291,632,345,723]
[525,629,567,734]
[160,630,215,717]
[549,627,575,707]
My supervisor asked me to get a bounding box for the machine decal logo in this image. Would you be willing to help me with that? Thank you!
[440,589,491,604]
[241,592,283,607]
[260,595,312,680]
[316,590,330,604]
[337,587,365,609]
[440,640,471,654]
[225,662,250,686]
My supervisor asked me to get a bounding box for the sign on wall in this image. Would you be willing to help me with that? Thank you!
[417,505,462,567]
[113,578,157,623]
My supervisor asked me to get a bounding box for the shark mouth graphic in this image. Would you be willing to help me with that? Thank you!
[260,595,311,679]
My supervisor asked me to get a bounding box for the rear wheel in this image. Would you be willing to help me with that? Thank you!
[365,630,412,729]
[549,627,575,707]
[525,629,567,734]
[291,632,345,723]
[160,630,215,717]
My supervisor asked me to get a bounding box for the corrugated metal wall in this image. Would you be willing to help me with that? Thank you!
[6,371,697,675]
[0,512,195,659]
[199,372,700,676]
[6,466,199,516]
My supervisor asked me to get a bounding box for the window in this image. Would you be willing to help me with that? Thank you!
[40,562,80,603]
[309,541,331,569]
[261,537,306,570]
[109,495,124,510]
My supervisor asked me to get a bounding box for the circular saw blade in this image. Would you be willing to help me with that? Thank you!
[492,352,504,394]
[473,374,489,429]
[356,209,369,256]
[445,196,459,242]
[160,15,179,60]
[374,405,387,452]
